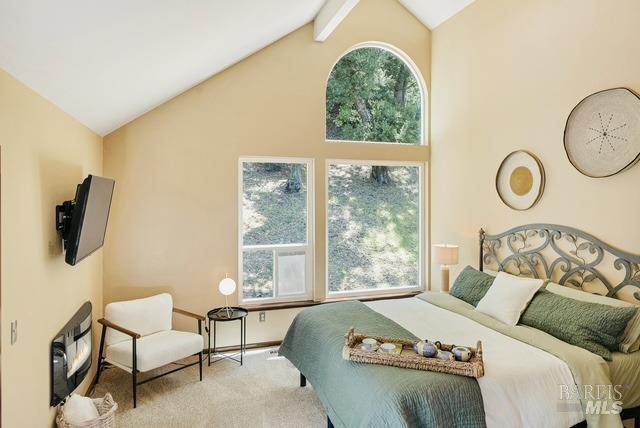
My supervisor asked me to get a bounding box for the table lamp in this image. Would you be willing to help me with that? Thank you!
[218,275,237,318]
[433,244,459,292]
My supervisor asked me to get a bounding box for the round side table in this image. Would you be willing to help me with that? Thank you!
[207,306,248,366]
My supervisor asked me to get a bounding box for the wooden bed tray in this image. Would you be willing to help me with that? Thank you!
[342,327,485,378]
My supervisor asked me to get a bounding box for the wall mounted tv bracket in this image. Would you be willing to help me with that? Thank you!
[56,185,80,245]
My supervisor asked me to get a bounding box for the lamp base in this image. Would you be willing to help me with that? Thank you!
[440,266,450,293]
[225,295,231,318]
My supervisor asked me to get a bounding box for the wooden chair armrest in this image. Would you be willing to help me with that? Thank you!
[98,318,141,339]
[173,307,205,321]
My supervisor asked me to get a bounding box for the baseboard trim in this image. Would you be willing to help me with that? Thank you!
[86,369,99,397]
[206,340,282,353]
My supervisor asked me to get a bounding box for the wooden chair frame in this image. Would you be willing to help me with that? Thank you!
[95,307,205,408]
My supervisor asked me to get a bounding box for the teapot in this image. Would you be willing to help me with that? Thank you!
[413,340,441,358]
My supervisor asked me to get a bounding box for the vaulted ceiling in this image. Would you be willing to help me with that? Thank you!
[400,0,474,29]
[0,0,473,135]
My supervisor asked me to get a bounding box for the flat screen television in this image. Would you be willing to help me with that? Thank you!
[56,175,115,266]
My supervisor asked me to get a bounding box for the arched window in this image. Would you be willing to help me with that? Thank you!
[326,44,425,145]
[323,44,426,297]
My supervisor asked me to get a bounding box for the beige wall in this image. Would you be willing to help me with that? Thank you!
[103,0,431,345]
[430,0,640,289]
[7,1,639,423]
[0,69,103,426]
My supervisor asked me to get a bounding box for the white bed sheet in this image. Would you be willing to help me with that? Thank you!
[366,297,584,428]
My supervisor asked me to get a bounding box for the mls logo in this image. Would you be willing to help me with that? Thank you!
[559,384,625,415]
[585,400,623,415]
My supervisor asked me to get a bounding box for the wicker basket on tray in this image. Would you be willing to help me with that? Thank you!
[342,327,484,378]
[56,393,118,428]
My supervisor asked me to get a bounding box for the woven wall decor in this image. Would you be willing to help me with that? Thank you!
[496,150,545,211]
[564,88,640,178]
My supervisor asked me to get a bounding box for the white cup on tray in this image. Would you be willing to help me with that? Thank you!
[379,343,396,354]
[361,338,378,352]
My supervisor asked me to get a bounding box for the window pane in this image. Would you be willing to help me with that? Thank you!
[240,160,311,302]
[328,164,420,293]
[326,47,422,145]
[277,252,306,296]
[242,250,274,299]
[242,162,307,245]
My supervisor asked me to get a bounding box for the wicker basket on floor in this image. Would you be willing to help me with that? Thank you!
[342,327,485,378]
[56,393,118,428]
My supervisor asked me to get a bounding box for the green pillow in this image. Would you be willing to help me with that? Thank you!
[450,266,495,307]
[520,290,638,360]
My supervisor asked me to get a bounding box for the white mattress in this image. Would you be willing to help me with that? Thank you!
[365,297,584,428]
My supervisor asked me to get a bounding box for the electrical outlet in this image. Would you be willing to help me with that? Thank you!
[259,311,266,322]
[10,320,17,345]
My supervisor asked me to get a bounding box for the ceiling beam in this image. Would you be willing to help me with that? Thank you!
[313,0,360,42]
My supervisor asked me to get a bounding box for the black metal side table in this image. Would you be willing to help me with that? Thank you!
[207,306,248,366]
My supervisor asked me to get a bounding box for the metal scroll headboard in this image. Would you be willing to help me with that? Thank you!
[479,224,640,304]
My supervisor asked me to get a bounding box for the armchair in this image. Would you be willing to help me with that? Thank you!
[95,293,205,408]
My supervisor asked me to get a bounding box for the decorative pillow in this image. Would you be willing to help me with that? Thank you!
[475,272,544,325]
[483,269,499,277]
[546,282,640,353]
[449,266,495,306]
[520,289,638,360]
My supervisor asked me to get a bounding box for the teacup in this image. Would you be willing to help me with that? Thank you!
[379,343,396,354]
[452,346,472,362]
[362,338,378,351]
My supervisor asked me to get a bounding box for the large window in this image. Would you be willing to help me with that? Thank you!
[238,44,426,304]
[326,45,424,145]
[327,161,423,295]
[324,44,426,297]
[239,159,313,302]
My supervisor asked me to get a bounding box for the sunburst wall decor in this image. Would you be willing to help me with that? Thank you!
[564,88,640,178]
[496,150,545,211]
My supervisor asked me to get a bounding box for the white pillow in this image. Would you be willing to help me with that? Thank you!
[475,272,544,325]
[483,269,499,277]
[63,394,99,424]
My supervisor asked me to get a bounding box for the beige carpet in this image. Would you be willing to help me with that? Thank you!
[91,348,326,427]
[91,350,640,428]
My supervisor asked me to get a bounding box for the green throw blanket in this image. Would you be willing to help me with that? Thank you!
[279,301,486,428]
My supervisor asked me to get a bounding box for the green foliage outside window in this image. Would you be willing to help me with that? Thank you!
[326,47,422,145]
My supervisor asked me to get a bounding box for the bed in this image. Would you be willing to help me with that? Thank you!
[279,224,640,428]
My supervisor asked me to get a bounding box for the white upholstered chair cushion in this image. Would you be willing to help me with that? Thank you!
[104,293,173,346]
[105,330,203,373]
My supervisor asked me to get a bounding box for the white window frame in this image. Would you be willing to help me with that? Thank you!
[325,159,425,299]
[238,157,315,304]
[324,42,428,146]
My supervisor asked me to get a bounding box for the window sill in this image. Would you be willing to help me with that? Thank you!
[243,290,422,312]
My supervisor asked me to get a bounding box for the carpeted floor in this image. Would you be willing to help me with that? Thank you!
[91,348,326,427]
[91,349,639,428]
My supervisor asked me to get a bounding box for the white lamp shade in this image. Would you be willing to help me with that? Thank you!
[433,245,459,266]
[218,278,237,296]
